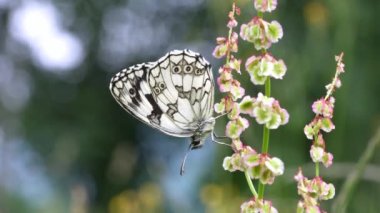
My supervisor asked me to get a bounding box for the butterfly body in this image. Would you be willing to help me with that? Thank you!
[110,49,215,148]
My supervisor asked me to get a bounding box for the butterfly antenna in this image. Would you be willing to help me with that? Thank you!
[180,144,193,176]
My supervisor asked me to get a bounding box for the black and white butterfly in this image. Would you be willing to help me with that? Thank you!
[109,49,225,174]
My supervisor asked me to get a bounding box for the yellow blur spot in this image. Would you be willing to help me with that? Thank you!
[200,183,245,213]
[109,182,162,213]
[304,1,329,28]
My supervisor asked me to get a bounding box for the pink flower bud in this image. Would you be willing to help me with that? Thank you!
[322,152,333,168]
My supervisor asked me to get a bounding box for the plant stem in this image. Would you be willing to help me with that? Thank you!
[225,2,236,64]
[262,126,270,154]
[332,126,380,213]
[258,11,263,18]
[258,182,265,199]
[227,2,260,200]
[315,162,320,177]
[258,77,271,199]
[245,171,258,198]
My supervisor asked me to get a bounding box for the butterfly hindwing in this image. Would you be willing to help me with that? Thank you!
[110,49,214,138]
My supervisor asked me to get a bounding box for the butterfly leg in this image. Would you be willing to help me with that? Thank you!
[211,131,231,147]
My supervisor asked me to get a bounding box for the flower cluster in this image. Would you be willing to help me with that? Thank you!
[213,33,238,59]
[295,170,335,212]
[241,197,278,213]
[213,4,240,59]
[214,1,287,212]
[213,2,248,143]
[240,93,289,129]
[295,53,345,212]
[216,63,244,100]
[240,17,283,50]
[246,54,287,85]
[223,146,284,185]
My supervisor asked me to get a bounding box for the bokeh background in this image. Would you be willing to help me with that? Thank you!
[0,0,379,212]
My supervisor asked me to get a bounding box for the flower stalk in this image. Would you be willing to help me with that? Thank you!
[214,0,287,212]
[296,53,345,212]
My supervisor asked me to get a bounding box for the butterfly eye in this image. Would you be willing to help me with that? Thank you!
[129,88,136,97]
[184,65,193,74]
[173,65,181,74]
[158,82,166,89]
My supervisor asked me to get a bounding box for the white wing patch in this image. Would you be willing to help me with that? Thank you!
[110,49,214,138]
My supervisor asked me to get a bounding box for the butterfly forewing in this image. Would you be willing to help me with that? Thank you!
[110,49,214,138]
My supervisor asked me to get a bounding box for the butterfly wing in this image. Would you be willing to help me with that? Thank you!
[109,49,214,137]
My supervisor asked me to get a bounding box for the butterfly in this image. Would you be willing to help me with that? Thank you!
[109,49,226,174]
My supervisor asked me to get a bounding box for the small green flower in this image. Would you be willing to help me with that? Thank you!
[320,117,335,132]
[243,151,260,168]
[322,152,333,168]
[241,199,278,213]
[272,59,287,79]
[231,153,245,171]
[212,37,229,59]
[222,156,234,171]
[254,0,278,12]
[260,167,275,184]
[310,145,324,163]
[228,102,240,120]
[230,82,245,100]
[249,66,267,85]
[266,112,281,129]
[254,106,272,124]
[265,157,284,176]
[226,116,249,139]
[312,99,333,118]
[323,183,335,200]
[266,21,283,43]
[259,56,274,76]
[303,124,315,140]
[214,101,225,114]
[279,108,289,125]
[239,96,256,116]
[229,57,242,73]
[247,164,262,179]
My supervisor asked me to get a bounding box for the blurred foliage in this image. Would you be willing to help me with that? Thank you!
[0,0,379,212]
[109,182,163,213]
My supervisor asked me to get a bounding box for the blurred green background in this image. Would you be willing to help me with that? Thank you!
[0,0,379,212]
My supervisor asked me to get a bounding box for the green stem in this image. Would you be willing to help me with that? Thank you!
[265,77,271,97]
[258,11,263,18]
[245,171,258,198]
[315,162,320,177]
[258,183,265,199]
[258,78,271,199]
[262,125,270,154]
